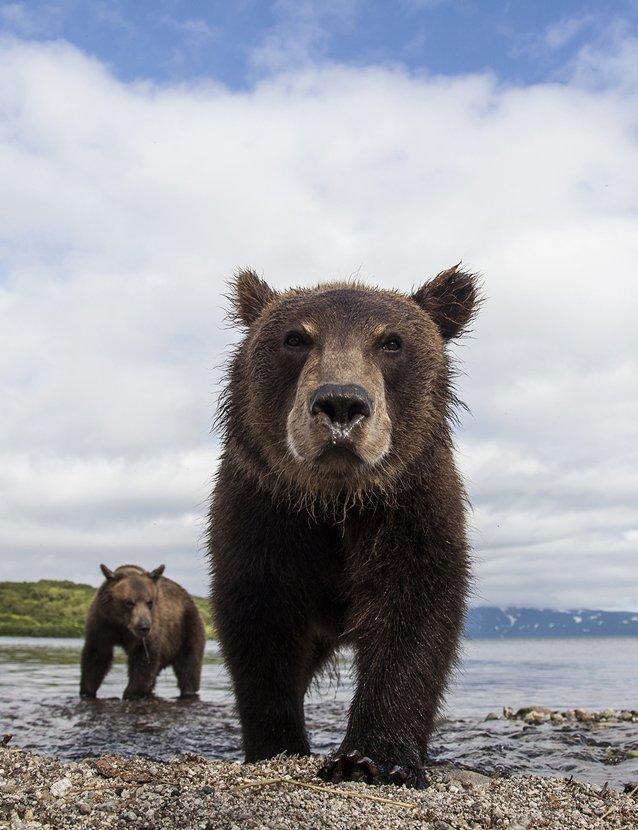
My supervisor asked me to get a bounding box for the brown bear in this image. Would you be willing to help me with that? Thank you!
[208,265,480,788]
[80,564,206,700]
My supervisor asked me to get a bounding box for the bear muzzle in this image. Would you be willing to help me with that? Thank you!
[286,375,391,470]
[309,384,371,437]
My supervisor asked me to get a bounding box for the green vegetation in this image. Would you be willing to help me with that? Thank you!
[0,580,215,639]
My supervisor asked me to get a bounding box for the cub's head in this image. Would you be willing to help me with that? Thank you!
[223,265,479,502]
[99,564,165,638]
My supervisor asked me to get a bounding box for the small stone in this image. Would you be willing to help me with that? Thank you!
[485,712,500,720]
[50,777,72,798]
[77,801,92,815]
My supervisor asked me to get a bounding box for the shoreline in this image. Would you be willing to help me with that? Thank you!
[1,747,637,829]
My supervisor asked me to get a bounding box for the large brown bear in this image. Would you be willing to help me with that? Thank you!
[80,564,206,700]
[208,265,479,788]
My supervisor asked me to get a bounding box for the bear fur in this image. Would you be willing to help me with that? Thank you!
[208,265,480,787]
[80,564,206,700]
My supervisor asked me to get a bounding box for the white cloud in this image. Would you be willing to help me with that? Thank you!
[251,0,358,73]
[0,3,61,36]
[544,15,595,51]
[0,36,637,608]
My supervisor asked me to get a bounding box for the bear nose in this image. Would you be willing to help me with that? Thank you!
[309,384,372,428]
[137,621,151,635]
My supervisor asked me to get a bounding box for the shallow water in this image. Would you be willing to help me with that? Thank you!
[1,636,637,789]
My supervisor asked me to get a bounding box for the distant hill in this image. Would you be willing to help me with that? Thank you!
[466,606,638,638]
[0,580,214,638]
[1,582,637,640]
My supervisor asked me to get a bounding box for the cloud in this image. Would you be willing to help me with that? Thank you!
[544,15,595,51]
[251,0,358,73]
[0,3,62,37]
[0,35,637,608]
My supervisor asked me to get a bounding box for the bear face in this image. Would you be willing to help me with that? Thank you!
[223,265,479,505]
[99,564,165,639]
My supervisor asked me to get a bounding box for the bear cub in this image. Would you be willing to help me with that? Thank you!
[80,564,206,700]
[209,265,480,788]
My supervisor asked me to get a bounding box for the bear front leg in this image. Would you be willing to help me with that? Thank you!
[215,579,312,762]
[173,607,206,699]
[80,639,113,698]
[123,646,160,700]
[321,510,469,788]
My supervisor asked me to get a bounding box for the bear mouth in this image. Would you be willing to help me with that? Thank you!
[316,442,364,466]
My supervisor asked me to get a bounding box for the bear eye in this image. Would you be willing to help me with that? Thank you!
[125,599,135,609]
[147,600,154,609]
[381,335,402,352]
[284,331,307,348]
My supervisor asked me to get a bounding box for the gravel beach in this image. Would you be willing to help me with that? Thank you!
[1,745,637,830]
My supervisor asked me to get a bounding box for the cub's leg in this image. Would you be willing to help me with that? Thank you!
[321,504,469,788]
[123,646,160,700]
[80,639,113,698]
[173,606,206,699]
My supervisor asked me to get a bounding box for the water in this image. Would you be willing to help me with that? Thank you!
[1,637,637,789]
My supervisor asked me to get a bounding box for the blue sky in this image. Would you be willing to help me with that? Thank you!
[0,2,637,608]
[1,0,637,87]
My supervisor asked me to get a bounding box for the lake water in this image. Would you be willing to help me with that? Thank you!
[1,637,637,789]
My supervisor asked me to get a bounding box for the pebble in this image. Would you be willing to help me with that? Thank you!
[1,742,637,830]
[50,777,72,797]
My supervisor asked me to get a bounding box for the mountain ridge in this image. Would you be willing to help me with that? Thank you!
[1,581,637,638]
[466,606,638,638]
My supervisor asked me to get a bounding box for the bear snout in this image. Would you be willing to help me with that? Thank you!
[135,618,151,637]
[309,383,372,434]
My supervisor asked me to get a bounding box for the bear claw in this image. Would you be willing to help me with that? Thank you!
[319,752,427,788]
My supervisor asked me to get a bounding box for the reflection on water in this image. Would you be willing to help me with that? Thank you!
[1,637,637,789]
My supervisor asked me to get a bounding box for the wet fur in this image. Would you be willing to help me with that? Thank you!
[80,565,206,700]
[208,266,480,786]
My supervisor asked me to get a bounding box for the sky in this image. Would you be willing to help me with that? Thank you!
[0,1,637,610]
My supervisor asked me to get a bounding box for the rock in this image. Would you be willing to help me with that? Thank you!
[485,712,500,721]
[523,710,550,725]
[49,777,72,798]
[514,706,554,719]
[435,764,493,789]
[77,801,91,815]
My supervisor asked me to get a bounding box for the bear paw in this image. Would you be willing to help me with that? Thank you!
[318,750,427,788]
[122,689,154,700]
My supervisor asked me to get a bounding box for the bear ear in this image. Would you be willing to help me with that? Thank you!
[411,264,480,340]
[228,268,277,327]
[100,564,114,580]
[148,564,165,582]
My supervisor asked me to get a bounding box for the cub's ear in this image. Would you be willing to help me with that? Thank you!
[411,264,480,339]
[148,564,165,582]
[100,564,114,580]
[228,268,276,326]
